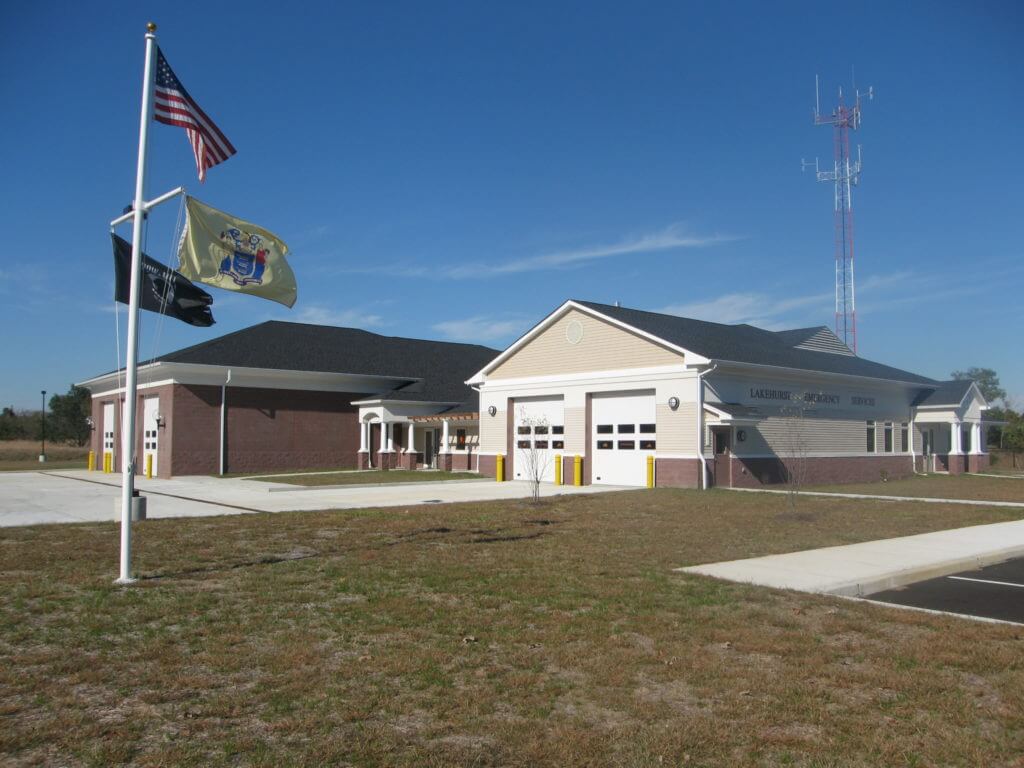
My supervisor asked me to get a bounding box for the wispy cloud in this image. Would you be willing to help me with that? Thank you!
[329,223,735,281]
[433,315,530,343]
[658,290,831,329]
[449,225,736,279]
[294,304,387,328]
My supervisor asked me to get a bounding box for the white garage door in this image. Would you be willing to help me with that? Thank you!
[513,396,564,483]
[592,390,656,486]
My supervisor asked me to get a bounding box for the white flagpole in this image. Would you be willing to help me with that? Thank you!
[117,22,158,584]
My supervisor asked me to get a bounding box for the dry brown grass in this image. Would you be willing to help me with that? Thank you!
[811,473,1024,503]
[2,489,1023,766]
[0,440,88,471]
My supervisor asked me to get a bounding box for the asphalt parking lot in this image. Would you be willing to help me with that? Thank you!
[870,557,1024,624]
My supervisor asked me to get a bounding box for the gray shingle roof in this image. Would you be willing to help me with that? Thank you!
[913,379,974,407]
[150,320,498,406]
[574,301,936,385]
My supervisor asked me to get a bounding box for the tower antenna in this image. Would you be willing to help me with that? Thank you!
[802,74,872,354]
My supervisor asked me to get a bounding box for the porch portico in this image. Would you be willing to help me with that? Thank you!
[354,400,480,472]
[913,380,991,474]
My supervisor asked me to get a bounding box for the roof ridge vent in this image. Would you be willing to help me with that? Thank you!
[793,327,856,356]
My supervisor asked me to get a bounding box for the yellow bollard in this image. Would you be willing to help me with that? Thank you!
[88,450,95,472]
[103,452,111,473]
[496,454,504,482]
[146,454,153,479]
[573,455,582,486]
[646,455,655,488]
[554,455,562,485]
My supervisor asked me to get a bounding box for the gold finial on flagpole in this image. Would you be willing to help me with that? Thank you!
[147,22,157,33]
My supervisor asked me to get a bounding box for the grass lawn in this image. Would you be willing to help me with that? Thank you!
[811,473,1024,503]
[254,469,484,487]
[2,489,1023,766]
[0,440,88,472]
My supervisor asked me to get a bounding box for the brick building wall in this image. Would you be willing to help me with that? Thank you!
[167,384,364,476]
[728,455,913,487]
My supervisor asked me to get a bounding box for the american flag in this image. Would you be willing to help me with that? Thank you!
[153,47,236,182]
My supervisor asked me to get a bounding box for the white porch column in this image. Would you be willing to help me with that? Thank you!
[440,418,450,454]
[359,420,368,452]
[383,421,392,452]
[407,422,416,453]
[950,421,961,454]
[971,422,982,454]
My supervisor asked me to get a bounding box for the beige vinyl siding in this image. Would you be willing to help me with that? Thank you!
[656,402,697,454]
[741,417,871,457]
[488,309,682,380]
[479,409,506,452]
[563,406,585,453]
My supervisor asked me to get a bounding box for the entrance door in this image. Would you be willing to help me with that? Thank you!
[143,397,159,477]
[102,402,115,468]
[424,430,435,468]
[514,396,564,483]
[711,427,731,488]
[591,391,656,486]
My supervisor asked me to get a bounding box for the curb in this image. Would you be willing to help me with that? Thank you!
[821,543,1024,597]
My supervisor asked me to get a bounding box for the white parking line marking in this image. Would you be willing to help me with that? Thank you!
[948,576,1024,589]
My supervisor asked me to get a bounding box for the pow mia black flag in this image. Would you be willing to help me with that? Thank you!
[112,234,215,327]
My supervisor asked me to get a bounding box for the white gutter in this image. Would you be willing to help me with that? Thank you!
[219,369,231,476]
[696,363,718,489]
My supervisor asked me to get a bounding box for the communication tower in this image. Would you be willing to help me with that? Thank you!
[803,75,872,354]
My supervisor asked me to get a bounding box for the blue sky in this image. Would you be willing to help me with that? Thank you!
[2,1,1022,410]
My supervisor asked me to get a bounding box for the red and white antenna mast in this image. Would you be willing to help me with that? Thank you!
[803,75,872,354]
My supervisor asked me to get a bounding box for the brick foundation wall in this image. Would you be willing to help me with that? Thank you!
[477,454,501,479]
[448,451,475,471]
[945,454,965,475]
[400,451,423,470]
[967,454,990,473]
[729,455,913,487]
[376,451,399,470]
[655,458,702,489]
[169,384,364,476]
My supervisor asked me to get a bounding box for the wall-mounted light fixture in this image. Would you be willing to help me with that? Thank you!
[668,397,680,411]
[487,405,497,417]
[154,412,165,428]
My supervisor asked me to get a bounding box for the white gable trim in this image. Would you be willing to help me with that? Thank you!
[466,300,708,385]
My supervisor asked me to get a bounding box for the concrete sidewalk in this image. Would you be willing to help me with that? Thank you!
[727,487,1024,508]
[0,470,625,527]
[678,518,1024,597]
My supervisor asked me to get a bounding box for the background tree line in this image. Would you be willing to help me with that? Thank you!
[0,386,91,445]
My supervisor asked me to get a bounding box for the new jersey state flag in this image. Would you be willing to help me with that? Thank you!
[177,196,297,308]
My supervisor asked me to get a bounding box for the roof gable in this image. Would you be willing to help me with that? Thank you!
[472,303,690,382]
[913,379,984,409]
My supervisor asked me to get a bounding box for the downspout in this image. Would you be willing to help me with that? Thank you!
[696,363,718,490]
[219,369,231,476]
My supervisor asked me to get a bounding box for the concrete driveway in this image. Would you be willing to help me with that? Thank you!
[0,470,627,527]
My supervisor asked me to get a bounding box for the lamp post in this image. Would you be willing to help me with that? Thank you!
[40,390,46,463]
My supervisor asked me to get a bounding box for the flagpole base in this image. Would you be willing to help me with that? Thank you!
[114,576,138,585]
